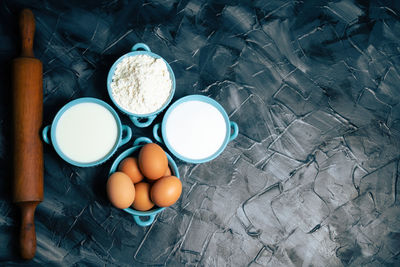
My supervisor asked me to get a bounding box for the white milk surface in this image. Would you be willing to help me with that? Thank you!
[165,100,227,160]
[55,102,118,163]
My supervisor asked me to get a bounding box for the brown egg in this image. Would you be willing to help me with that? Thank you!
[132,182,154,211]
[146,164,171,184]
[151,176,182,207]
[163,166,172,177]
[139,143,168,180]
[118,157,143,183]
[107,172,135,209]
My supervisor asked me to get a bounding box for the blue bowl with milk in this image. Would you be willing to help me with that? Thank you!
[107,43,176,128]
[42,97,132,167]
[153,95,238,164]
[109,137,180,227]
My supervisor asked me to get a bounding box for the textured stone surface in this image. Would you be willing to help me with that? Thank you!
[1,0,400,266]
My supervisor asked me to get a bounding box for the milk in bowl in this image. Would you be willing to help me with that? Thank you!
[43,98,132,167]
[153,95,239,164]
[56,102,118,163]
[165,100,227,160]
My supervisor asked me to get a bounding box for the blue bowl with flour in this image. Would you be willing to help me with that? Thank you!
[107,43,176,128]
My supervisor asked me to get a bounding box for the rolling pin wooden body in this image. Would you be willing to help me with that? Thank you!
[12,9,43,260]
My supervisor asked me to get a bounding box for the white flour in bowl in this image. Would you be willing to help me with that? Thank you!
[111,55,172,114]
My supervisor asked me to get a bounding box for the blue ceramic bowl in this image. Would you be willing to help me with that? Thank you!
[107,43,176,128]
[153,95,239,164]
[109,137,180,227]
[42,97,132,167]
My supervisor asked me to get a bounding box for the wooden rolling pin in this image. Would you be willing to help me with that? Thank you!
[12,9,43,260]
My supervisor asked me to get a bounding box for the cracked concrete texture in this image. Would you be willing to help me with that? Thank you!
[0,0,399,266]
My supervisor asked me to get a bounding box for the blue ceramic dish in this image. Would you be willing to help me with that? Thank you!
[109,137,180,227]
[107,43,176,128]
[153,95,239,164]
[42,97,132,167]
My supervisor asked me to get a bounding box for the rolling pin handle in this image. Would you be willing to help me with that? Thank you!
[19,202,38,260]
[19,9,35,57]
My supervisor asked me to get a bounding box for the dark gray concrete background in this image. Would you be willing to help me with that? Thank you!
[1,0,400,266]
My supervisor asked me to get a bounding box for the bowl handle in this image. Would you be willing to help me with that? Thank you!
[152,123,164,144]
[229,121,239,142]
[118,125,132,147]
[42,125,51,144]
[130,114,156,128]
[133,137,152,146]
[132,43,151,52]
[133,214,155,227]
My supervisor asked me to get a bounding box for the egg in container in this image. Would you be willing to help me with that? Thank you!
[108,137,180,227]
